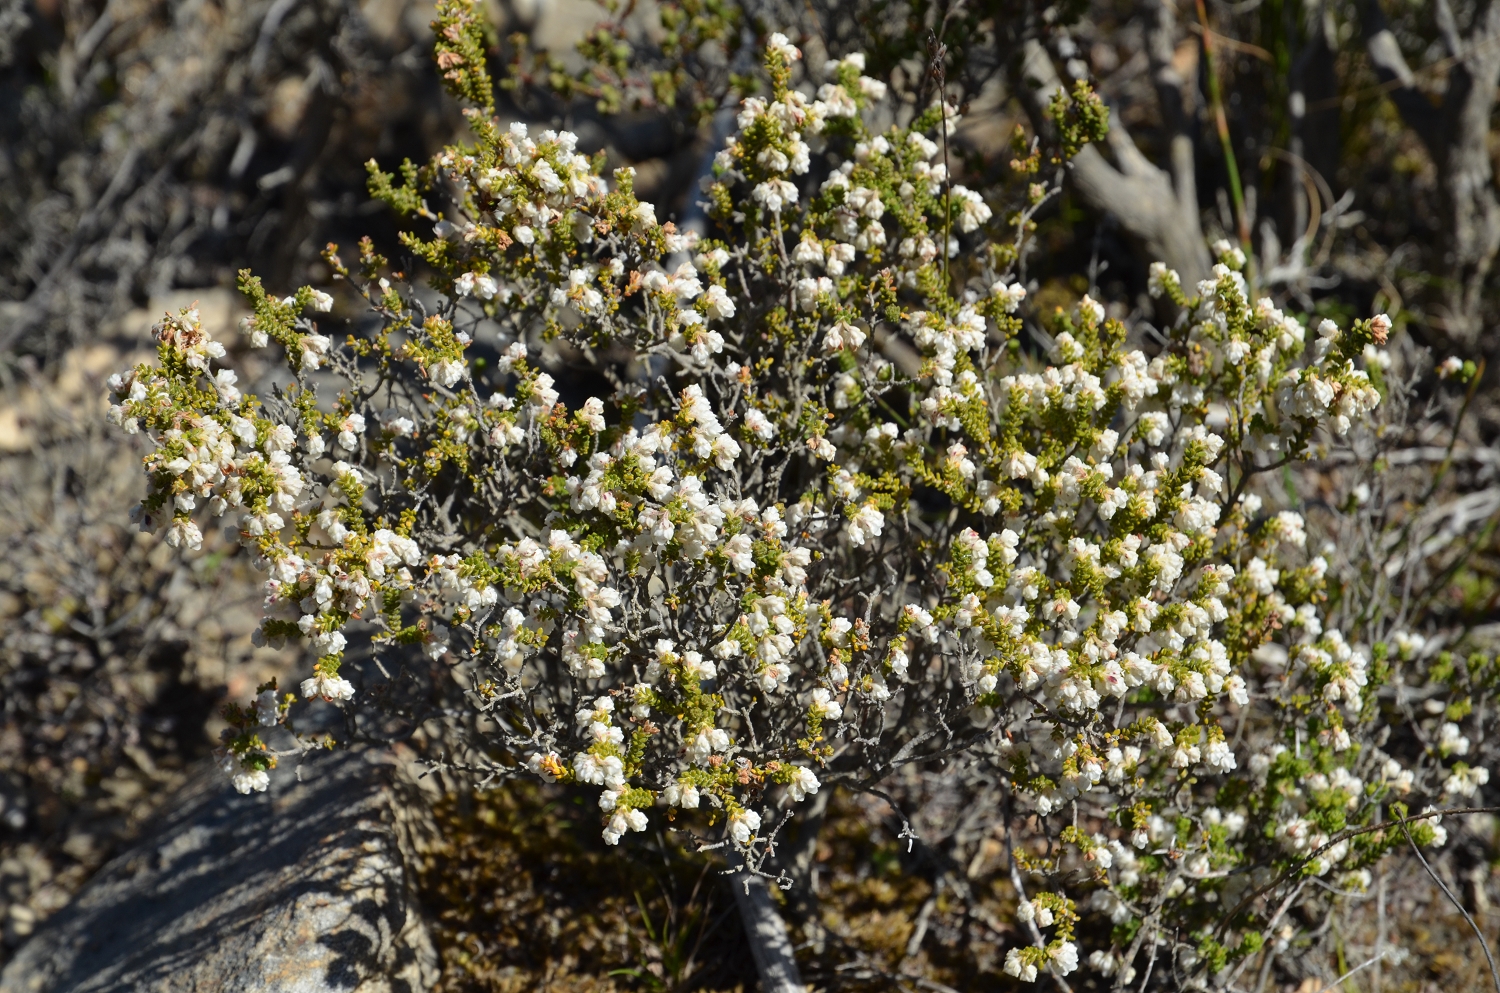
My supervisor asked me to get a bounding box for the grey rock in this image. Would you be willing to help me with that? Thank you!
[0,748,438,993]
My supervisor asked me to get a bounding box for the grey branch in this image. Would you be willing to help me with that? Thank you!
[1359,0,1500,342]
[1016,37,1210,288]
[732,870,805,993]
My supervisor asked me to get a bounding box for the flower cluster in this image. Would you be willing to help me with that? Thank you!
[111,16,1483,988]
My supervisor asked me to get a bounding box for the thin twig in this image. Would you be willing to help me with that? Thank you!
[1397,818,1500,993]
[1194,0,1250,256]
[1308,949,1390,993]
[928,29,952,292]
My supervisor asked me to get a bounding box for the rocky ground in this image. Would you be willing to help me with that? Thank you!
[0,318,277,955]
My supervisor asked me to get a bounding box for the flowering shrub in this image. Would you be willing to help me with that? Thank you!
[107,7,1487,987]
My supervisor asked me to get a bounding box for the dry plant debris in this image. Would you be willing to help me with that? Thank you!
[0,351,280,957]
[416,780,754,993]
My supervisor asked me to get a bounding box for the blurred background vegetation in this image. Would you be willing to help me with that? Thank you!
[3,0,1500,990]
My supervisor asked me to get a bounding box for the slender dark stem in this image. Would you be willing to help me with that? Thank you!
[1215,806,1500,940]
[928,29,953,292]
[1195,0,1251,259]
[1397,818,1500,993]
[1308,951,1390,993]
[1423,356,1487,506]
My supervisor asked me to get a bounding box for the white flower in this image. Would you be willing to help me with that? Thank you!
[1424,808,1449,847]
[298,333,331,371]
[233,768,271,794]
[603,807,649,845]
[951,186,991,232]
[166,519,203,551]
[992,281,1027,313]
[1003,949,1038,982]
[724,533,754,573]
[255,689,281,727]
[429,358,465,388]
[744,408,777,441]
[579,397,607,432]
[1088,950,1118,976]
[1204,739,1237,772]
[454,272,499,299]
[301,673,355,701]
[729,807,762,843]
[213,368,242,405]
[847,503,884,546]
[758,661,791,692]
[767,32,800,61]
[687,727,731,764]
[1050,941,1079,976]
[810,687,843,720]
[1445,765,1489,797]
[239,316,269,347]
[663,780,701,809]
[823,320,866,352]
[703,284,736,319]
[336,413,366,451]
[1439,721,1470,756]
[786,766,820,802]
[681,651,715,681]
[752,179,799,213]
